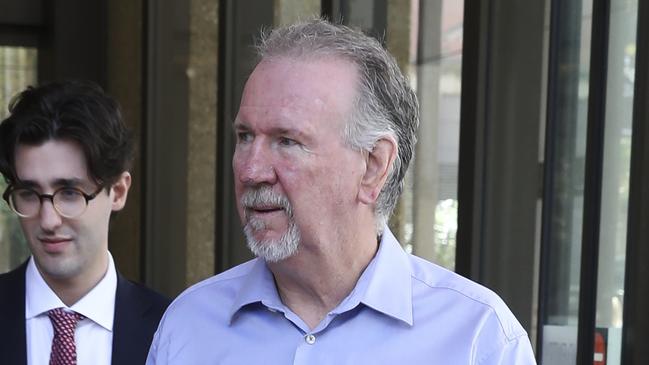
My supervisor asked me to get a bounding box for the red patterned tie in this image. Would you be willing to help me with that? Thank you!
[48,308,85,365]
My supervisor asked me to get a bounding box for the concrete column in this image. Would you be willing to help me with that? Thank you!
[143,0,218,295]
[185,0,218,286]
[107,0,145,280]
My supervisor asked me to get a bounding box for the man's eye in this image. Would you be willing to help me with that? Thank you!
[16,190,38,201]
[57,188,83,201]
[237,131,253,143]
[279,137,298,146]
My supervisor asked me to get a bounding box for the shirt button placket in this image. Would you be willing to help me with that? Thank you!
[294,332,319,364]
[304,334,316,345]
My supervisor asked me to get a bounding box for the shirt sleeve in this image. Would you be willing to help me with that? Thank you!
[477,335,538,365]
[145,327,163,365]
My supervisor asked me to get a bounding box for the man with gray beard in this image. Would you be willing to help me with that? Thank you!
[147,19,536,364]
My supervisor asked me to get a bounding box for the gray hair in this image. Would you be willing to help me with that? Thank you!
[256,19,419,233]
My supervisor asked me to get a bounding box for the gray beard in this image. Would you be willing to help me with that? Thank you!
[241,186,301,262]
[244,215,300,262]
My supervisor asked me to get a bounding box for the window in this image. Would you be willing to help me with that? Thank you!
[0,46,37,273]
[540,0,640,363]
[406,0,463,270]
[334,0,464,271]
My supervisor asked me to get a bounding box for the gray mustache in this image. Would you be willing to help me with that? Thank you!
[241,186,293,217]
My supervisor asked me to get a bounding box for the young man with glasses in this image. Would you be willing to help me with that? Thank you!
[0,81,169,365]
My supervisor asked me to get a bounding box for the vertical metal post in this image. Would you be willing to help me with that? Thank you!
[621,0,649,363]
[576,0,610,363]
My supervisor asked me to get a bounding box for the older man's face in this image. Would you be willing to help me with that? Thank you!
[233,57,365,261]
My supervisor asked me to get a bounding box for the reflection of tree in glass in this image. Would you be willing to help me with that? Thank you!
[0,179,29,273]
[434,199,457,270]
[0,46,37,273]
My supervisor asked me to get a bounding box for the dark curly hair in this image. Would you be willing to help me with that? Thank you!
[0,80,134,188]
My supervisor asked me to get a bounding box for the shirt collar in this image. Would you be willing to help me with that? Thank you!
[228,258,284,323]
[25,251,117,331]
[357,227,413,326]
[228,227,413,326]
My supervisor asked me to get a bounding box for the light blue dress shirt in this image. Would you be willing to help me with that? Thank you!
[147,228,537,364]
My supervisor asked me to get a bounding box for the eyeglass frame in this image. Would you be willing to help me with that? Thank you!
[2,184,105,219]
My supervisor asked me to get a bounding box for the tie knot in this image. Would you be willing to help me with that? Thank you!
[48,308,84,337]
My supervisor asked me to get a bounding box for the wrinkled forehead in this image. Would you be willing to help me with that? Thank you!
[238,56,360,129]
[247,56,359,104]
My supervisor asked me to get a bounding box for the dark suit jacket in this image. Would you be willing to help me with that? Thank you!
[0,261,170,365]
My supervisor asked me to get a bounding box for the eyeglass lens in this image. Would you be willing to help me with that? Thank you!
[9,188,88,218]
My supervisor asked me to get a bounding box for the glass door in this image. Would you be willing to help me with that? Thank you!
[539,1,593,362]
[539,0,639,363]
[592,0,638,363]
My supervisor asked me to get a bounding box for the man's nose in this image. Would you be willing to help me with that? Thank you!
[39,199,63,231]
[236,142,278,186]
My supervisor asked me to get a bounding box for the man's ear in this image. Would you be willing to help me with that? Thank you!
[111,171,131,211]
[358,136,397,205]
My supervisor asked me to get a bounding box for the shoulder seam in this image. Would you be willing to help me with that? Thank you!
[171,262,260,305]
[410,274,525,341]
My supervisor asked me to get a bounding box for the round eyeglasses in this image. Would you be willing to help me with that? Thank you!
[2,185,104,219]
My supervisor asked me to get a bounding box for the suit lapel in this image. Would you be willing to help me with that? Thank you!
[111,273,159,365]
[0,262,28,365]
[1,264,166,365]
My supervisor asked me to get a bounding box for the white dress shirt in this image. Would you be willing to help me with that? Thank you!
[25,252,117,365]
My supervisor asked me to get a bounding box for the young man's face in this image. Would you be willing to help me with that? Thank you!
[13,139,130,285]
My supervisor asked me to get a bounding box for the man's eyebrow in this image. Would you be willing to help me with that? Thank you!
[273,127,299,136]
[233,121,250,131]
[15,178,87,190]
[233,117,310,139]
[52,178,86,187]
[271,126,313,143]
[13,180,38,189]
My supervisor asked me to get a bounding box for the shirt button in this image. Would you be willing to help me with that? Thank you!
[305,334,316,345]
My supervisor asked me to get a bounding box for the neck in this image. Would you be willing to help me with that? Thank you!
[269,226,379,330]
[39,251,109,307]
